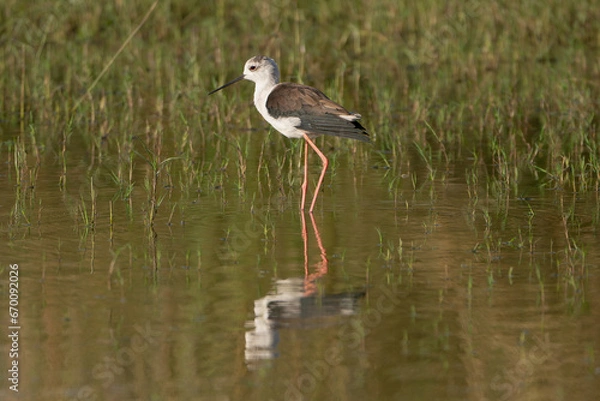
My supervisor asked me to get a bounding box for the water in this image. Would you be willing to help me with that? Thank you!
[1,140,599,401]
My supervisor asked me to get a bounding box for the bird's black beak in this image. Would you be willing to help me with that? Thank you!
[208,75,245,95]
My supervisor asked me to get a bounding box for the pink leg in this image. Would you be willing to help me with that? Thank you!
[303,134,329,213]
[300,140,309,210]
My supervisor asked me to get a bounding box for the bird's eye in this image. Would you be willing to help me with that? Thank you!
[249,65,257,71]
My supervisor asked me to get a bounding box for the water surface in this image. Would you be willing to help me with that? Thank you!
[1,142,598,401]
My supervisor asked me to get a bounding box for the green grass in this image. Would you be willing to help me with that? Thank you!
[2,0,597,165]
[0,0,598,281]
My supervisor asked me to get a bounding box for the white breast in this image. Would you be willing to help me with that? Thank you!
[253,84,304,139]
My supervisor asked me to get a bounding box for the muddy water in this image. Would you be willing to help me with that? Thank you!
[0,141,599,401]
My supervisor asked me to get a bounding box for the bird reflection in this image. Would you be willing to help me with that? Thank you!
[245,213,364,367]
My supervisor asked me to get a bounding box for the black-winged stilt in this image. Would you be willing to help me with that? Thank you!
[209,55,370,212]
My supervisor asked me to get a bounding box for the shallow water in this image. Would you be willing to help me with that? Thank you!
[0,140,599,401]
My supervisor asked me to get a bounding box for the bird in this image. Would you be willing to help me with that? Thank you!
[209,55,370,212]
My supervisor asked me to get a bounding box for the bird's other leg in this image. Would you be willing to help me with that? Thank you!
[303,134,329,213]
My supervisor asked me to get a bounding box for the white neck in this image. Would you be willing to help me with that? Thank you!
[253,78,278,121]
